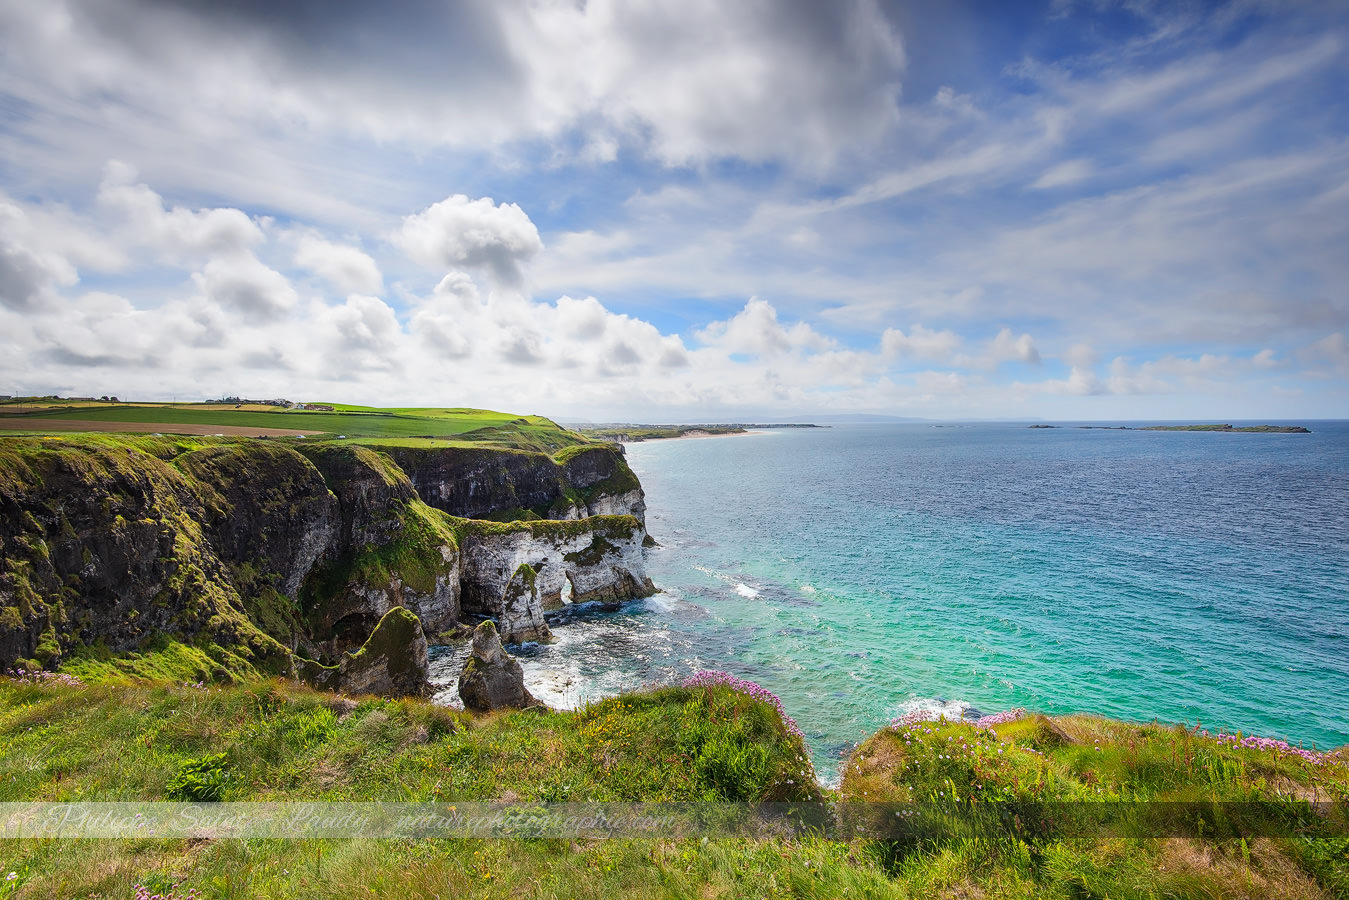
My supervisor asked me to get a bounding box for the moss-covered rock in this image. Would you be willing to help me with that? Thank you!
[0,433,653,688]
[0,436,290,674]
[295,606,428,697]
[457,619,538,711]
[389,443,644,524]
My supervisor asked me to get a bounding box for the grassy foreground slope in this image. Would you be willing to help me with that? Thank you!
[1,669,1347,899]
[0,675,828,899]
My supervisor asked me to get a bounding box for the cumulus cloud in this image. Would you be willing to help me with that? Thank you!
[0,150,1340,420]
[1298,332,1349,374]
[292,234,383,296]
[697,298,835,356]
[0,203,78,311]
[397,195,542,287]
[880,324,962,362]
[32,292,159,368]
[987,328,1041,366]
[317,295,403,376]
[1041,365,1107,396]
[193,255,297,320]
[98,162,263,260]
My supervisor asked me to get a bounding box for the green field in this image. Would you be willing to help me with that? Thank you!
[0,402,591,452]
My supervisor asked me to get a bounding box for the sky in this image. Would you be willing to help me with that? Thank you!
[1,0,1347,422]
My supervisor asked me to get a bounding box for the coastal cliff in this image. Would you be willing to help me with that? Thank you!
[388,443,645,524]
[0,434,654,680]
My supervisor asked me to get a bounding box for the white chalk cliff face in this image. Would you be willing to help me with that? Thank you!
[459,518,656,643]
[583,488,646,520]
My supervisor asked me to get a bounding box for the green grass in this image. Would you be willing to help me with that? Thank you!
[0,678,816,804]
[59,636,264,685]
[0,675,1346,898]
[0,403,592,450]
[841,714,1349,897]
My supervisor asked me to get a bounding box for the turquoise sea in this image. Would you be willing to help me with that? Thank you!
[431,422,1349,781]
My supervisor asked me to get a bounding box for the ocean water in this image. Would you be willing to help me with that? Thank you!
[431,422,1349,781]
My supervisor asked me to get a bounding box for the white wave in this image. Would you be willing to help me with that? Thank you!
[893,697,976,723]
[644,591,680,612]
[735,582,760,599]
[800,584,817,594]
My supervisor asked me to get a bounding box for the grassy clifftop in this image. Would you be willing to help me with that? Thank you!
[0,402,591,453]
[0,669,1346,899]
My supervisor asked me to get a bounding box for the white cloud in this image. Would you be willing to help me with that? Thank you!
[317,295,403,376]
[1253,348,1279,368]
[32,292,160,368]
[987,328,1042,366]
[696,298,836,357]
[880,324,961,362]
[192,255,297,320]
[1040,365,1107,396]
[397,195,542,287]
[1032,158,1094,189]
[510,0,905,167]
[0,0,906,169]
[0,201,78,311]
[1062,343,1097,369]
[98,162,263,261]
[293,234,383,296]
[1298,332,1349,374]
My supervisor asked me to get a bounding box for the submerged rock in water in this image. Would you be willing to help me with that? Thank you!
[458,620,539,711]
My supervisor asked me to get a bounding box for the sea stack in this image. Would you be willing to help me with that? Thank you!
[457,620,539,711]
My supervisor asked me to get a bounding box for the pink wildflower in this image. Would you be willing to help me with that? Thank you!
[680,670,805,741]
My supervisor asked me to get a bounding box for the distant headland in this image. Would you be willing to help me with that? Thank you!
[577,423,820,442]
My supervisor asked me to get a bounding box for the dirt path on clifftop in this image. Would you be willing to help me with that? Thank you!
[0,419,325,437]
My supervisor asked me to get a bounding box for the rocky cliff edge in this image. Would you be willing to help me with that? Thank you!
[0,435,653,686]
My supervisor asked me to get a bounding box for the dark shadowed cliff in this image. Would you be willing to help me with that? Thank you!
[0,435,653,680]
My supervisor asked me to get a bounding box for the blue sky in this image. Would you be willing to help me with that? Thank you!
[1,0,1346,421]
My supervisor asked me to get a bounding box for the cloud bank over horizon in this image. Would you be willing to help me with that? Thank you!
[0,0,1346,420]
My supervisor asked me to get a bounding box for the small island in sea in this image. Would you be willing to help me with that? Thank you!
[1140,423,1312,433]
[1040,423,1313,432]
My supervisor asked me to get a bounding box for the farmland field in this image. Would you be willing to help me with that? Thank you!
[0,401,589,451]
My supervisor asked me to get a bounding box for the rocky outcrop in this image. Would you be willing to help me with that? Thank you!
[558,445,647,522]
[457,619,537,711]
[458,516,656,639]
[390,444,646,525]
[294,448,461,657]
[0,438,293,675]
[498,563,550,643]
[296,606,428,697]
[0,434,656,678]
